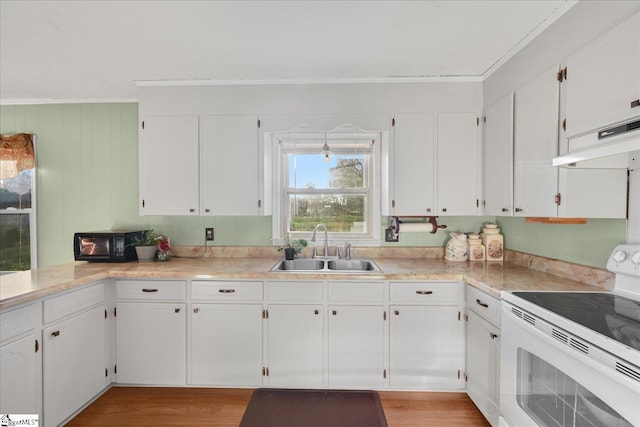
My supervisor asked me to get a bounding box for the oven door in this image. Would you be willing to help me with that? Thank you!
[500,302,639,427]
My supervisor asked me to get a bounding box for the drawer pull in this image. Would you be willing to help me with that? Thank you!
[142,288,158,293]
[416,290,433,295]
[218,289,236,294]
[394,310,400,315]
[476,299,489,308]
[314,309,319,315]
[51,330,60,337]
[490,333,499,340]
[332,310,337,315]
[175,308,181,313]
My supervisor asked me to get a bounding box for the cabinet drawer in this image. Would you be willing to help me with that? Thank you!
[192,281,263,301]
[466,285,500,327]
[328,281,384,303]
[116,280,186,300]
[44,282,105,324]
[390,282,460,304]
[266,281,323,302]
[1,304,36,342]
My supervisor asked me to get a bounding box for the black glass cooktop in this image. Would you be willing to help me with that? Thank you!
[513,292,640,352]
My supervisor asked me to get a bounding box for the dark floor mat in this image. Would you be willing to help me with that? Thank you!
[239,388,388,427]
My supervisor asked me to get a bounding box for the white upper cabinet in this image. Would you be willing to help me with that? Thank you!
[437,112,480,216]
[139,115,199,215]
[513,65,560,217]
[564,12,640,139]
[483,94,514,216]
[200,115,261,215]
[392,113,436,215]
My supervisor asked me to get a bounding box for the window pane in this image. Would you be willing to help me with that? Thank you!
[0,169,32,209]
[289,194,365,232]
[0,213,31,271]
[289,155,365,189]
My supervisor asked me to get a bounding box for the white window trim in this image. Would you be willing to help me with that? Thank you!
[268,124,384,247]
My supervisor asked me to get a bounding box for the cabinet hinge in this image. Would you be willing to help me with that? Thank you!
[562,118,566,132]
[105,368,108,377]
[483,116,486,123]
[392,117,395,127]
[465,313,468,322]
[557,67,567,82]
[458,369,461,379]
[483,200,486,207]
[114,364,117,374]
[383,369,387,379]
[465,373,468,382]
[458,311,461,321]
[476,117,480,126]
[35,339,39,353]
[383,311,387,321]
[104,309,108,319]
[114,307,117,317]
[391,200,396,208]
[257,119,261,128]
[141,120,145,130]
[476,199,479,208]
[141,199,145,209]
[555,193,562,206]
[258,199,262,208]
[262,309,269,319]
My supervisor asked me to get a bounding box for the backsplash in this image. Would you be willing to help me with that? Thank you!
[0,103,627,270]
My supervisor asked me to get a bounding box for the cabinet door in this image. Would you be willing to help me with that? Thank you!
[200,115,261,215]
[191,303,263,386]
[266,304,323,387]
[389,305,462,389]
[392,113,436,215]
[116,302,186,385]
[0,334,38,414]
[43,306,106,427]
[564,13,640,138]
[558,168,627,218]
[437,112,480,215]
[328,305,385,389]
[483,94,514,216]
[513,65,560,217]
[466,310,500,427]
[139,115,199,215]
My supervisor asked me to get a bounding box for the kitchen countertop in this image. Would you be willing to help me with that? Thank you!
[0,256,604,309]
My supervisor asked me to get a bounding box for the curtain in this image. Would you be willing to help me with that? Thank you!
[0,133,35,180]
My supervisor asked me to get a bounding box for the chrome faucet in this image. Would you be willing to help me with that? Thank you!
[311,223,329,258]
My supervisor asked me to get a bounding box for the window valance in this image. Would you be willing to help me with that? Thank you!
[0,133,35,180]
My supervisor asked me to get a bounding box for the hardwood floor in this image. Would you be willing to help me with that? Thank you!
[66,387,491,427]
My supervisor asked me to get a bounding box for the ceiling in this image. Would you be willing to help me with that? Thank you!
[0,0,576,103]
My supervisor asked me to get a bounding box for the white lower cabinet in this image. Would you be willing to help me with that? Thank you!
[465,285,501,427]
[0,304,39,416]
[43,305,106,427]
[116,302,186,385]
[190,303,263,386]
[265,304,324,387]
[389,282,464,390]
[328,305,385,389]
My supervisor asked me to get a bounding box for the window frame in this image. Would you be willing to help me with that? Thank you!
[270,126,383,247]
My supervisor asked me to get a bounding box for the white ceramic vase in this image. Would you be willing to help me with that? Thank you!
[444,232,469,262]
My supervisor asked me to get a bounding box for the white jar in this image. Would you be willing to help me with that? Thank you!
[482,231,504,261]
[445,232,469,262]
[468,238,485,261]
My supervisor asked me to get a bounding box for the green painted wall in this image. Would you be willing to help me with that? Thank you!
[1,103,627,268]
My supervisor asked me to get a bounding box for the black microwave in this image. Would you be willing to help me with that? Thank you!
[73,230,149,262]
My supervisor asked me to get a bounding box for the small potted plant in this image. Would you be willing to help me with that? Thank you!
[278,236,308,260]
[130,230,161,262]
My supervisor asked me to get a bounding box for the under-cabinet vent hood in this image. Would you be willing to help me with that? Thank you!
[553,118,640,167]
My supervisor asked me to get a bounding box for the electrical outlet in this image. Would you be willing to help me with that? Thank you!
[205,227,214,241]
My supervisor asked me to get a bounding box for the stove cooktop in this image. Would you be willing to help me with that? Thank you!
[512,292,640,352]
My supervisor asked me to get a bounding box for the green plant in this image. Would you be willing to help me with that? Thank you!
[129,230,161,247]
[277,236,308,256]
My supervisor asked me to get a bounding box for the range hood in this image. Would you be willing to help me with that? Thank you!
[553,118,640,167]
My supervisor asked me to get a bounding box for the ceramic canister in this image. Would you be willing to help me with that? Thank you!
[445,232,469,262]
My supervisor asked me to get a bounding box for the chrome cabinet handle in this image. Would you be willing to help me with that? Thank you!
[416,290,433,295]
[218,289,236,293]
[476,299,489,308]
[142,288,158,293]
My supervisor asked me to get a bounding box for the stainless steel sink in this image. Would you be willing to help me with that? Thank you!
[272,259,325,271]
[327,259,380,271]
[270,258,382,273]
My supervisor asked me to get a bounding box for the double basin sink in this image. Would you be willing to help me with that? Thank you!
[271,258,382,273]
